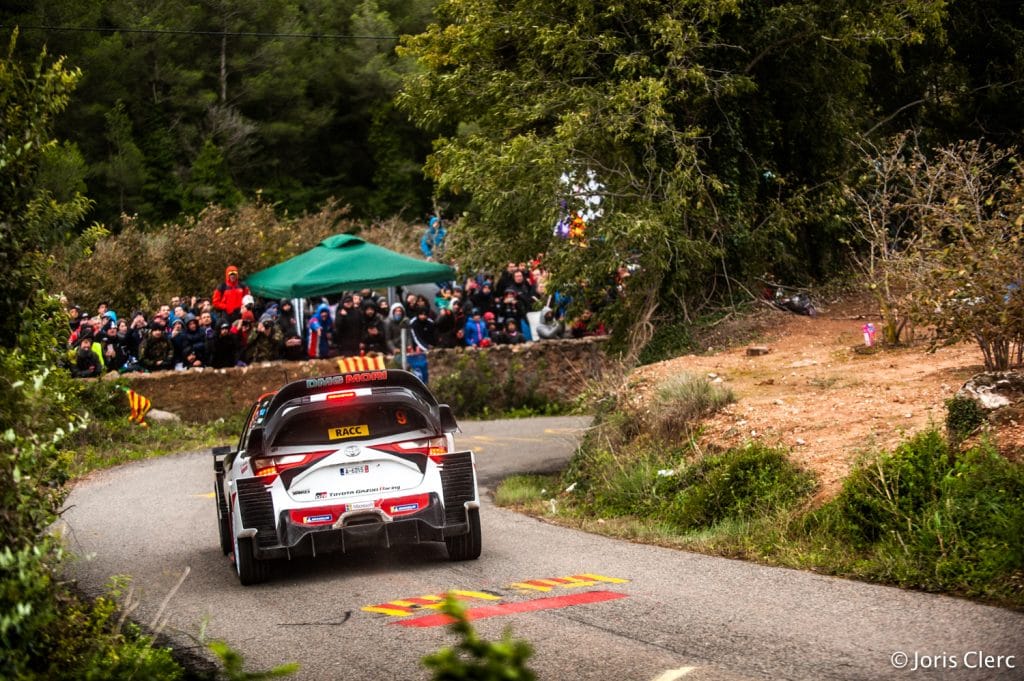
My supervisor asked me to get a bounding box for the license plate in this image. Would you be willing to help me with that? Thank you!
[340,464,370,476]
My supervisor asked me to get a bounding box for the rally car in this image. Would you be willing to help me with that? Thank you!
[212,369,481,585]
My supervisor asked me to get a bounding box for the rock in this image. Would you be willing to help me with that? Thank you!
[956,372,1024,410]
[147,408,181,423]
[796,438,806,446]
[747,346,771,356]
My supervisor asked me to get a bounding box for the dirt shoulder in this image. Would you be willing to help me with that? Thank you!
[629,299,986,499]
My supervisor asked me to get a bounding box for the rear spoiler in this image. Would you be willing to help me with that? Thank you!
[264,369,436,421]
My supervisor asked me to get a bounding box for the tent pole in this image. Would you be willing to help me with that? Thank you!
[400,327,408,371]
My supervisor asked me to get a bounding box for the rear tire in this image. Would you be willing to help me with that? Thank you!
[234,535,273,585]
[445,507,482,561]
[215,476,232,555]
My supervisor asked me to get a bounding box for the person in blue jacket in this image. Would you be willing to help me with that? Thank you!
[306,303,334,358]
[420,216,447,260]
[463,308,490,347]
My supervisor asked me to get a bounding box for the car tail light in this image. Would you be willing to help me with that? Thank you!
[251,450,332,485]
[376,437,448,463]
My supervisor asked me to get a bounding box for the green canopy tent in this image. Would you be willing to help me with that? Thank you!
[246,234,454,370]
[246,234,454,299]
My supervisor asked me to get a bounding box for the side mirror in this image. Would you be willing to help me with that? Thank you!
[246,427,265,457]
[438,404,459,433]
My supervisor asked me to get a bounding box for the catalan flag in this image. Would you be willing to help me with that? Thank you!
[337,354,386,374]
[127,389,152,427]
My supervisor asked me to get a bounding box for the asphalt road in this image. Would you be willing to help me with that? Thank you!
[60,416,1023,681]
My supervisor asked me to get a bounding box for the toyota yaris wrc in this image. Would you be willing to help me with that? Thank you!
[213,369,481,585]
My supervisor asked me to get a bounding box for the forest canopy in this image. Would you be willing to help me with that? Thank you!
[3,0,1023,357]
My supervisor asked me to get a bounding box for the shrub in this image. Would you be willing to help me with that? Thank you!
[422,594,535,681]
[637,318,694,365]
[660,444,815,530]
[814,430,1024,599]
[649,373,734,441]
[432,353,570,418]
[51,199,363,314]
[821,430,952,545]
[945,395,986,443]
[431,353,499,417]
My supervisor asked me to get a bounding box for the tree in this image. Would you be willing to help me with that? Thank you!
[0,31,90,346]
[95,100,147,215]
[397,0,947,360]
[843,134,922,345]
[904,141,1024,371]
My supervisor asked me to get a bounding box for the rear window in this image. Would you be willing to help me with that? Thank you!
[273,403,432,447]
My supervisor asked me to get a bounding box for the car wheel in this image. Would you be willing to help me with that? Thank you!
[234,534,273,585]
[214,476,232,555]
[445,507,482,561]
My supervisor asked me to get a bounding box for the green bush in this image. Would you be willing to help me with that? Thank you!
[637,318,694,365]
[813,431,1024,600]
[945,395,986,443]
[432,353,499,417]
[423,594,535,681]
[660,444,816,530]
[820,430,952,545]
[432,353,570,418]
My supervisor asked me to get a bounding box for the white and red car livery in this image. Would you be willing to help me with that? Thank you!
[213,369,481,585]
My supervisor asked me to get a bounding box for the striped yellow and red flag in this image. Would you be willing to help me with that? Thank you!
[126,389,152,427]
[337,354,386,374]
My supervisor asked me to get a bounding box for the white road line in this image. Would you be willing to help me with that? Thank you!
[650,668,695,681]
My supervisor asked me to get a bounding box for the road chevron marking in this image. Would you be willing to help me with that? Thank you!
[510,573,627,592]
[395,590,628,628]
[362,574,630,617]
[362,590,500,617]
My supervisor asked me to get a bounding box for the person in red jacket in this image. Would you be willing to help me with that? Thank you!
[212,265,250,323]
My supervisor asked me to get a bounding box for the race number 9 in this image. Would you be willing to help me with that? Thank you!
[395,409,407,425]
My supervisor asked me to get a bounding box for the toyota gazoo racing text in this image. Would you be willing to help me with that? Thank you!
[213,369,481,584]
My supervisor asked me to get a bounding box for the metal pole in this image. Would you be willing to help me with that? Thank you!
[400,327,408,370]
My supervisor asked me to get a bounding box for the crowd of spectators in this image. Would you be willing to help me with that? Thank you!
[64,259,613,378]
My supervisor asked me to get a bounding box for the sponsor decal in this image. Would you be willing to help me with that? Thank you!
[344,370,387,384]
[328,484,400,498]
[304,514,333,523]
[339,464,370,476]
[240,463,249,474]
[328,424,369,440]
[292,489,310,495]
[392,503,419,512]
[305,370,387,390]
[315,491,328,500]
[348,500,374,510]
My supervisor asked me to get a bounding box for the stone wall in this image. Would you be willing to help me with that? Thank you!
[121,338,612,422]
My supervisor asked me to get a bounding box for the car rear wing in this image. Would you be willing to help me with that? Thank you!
[264,369,436,419]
